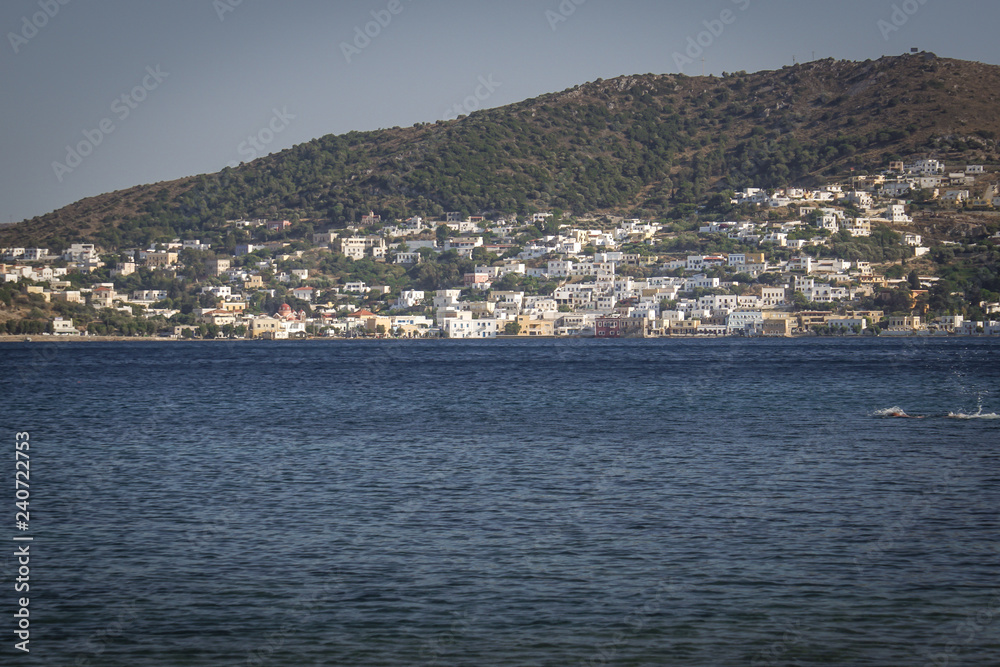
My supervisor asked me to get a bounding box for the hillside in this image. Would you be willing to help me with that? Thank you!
[4,52,1000,251]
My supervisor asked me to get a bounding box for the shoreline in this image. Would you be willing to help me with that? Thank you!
[0,333,983,343]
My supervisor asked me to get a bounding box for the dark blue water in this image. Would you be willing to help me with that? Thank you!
[2,338,999,666]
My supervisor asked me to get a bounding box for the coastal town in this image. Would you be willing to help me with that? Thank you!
[3,159,999,339]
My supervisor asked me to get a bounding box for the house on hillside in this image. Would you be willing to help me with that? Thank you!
[52,318,78,335]
[291,286,316,302]
[942,190,970,204]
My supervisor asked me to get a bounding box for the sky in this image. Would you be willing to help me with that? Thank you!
[2,0,998,226]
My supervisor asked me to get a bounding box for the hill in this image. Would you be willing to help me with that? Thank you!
[4,52,1000,251]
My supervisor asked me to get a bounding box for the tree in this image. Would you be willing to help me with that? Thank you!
[504,321,521,335]
[907,269,920,290]
[883,288,914,315]
[471,247,498,264]
[494,273,523,291]
[885,264,906,280]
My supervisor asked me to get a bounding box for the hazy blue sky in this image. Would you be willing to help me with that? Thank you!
[2,0,998,225]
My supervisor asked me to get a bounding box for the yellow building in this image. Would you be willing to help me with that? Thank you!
[198,310,236,326]
[888,315,922,331]
[797,311,832,330]
[205,257,231,276]
[51,290,83,304]
[516,316,554,336]
[89,286,116,308]
[250,316,283,339]
[145,251,178,268]
[859,275,888,289]
[669,320,700,335]
[762,318,793,336]
[364,315,394,335]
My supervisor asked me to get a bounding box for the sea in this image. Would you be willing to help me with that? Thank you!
[2,337,999,666]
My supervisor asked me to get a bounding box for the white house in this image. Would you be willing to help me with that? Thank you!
[685,276,720,290]
[433,289,462,309]
[846,191,874,209]
[911,159,944,174]
[827,317,867,331]
[698,294,738,312]
[789,256,814,273]
[685,256,705,271]
[235,243,260,256]
[760,287,787,306]
[943,190,970,204]
[23,248,49,261]
[393,251,422,265]
[63,243,97,262]
[546,260,576,278]
[444,237,484,257]
[51,317,78,335]
[291,286,316,302]
[937,315,963,332]
[915,176,944,189]
[886,204,911,223]
[881,181,913,197]
[202,285,232,298]
[817,215,841,232]
[394,290,425,309]
[840,218,872,237]
[726,310,763,334]
[443,312,497,339]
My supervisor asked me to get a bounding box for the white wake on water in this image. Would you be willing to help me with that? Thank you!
[871,404,999,419]
[871,406,915,417]
[948,393,999,420]
[947,410,1000,420]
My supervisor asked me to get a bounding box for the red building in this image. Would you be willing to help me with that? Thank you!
[595,316,624,338]
[595,315,645,338]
